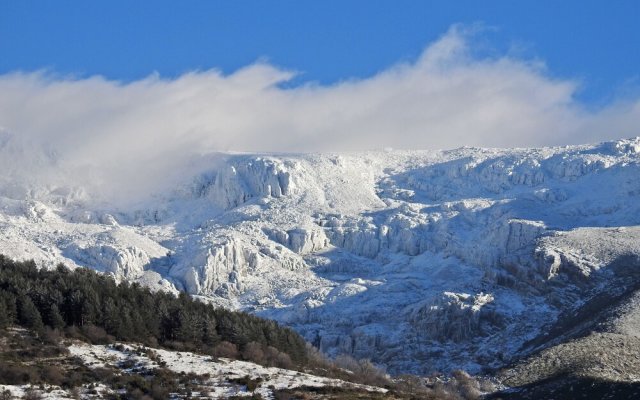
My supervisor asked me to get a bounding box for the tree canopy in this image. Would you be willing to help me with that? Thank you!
[0,255,308,366]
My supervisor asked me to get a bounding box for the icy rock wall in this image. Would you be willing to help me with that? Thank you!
[21,201,60,223]
[171,233,311,297]
[264,227,328,255]
[323,223,386,259]
[378,155,548,202]
[493,219,548,281]
[323,214,547,274]
[316,330,387,360]
[205,157,293,209]
[177,238,257,295]
[320,209,435,260]
[65,244,151,279]
[380,139,640,204]
[408,292,497,343]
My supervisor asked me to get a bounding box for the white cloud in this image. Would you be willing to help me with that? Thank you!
[0,25,638,205]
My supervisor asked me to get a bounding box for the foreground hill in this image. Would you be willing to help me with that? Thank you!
[0,327,393,399]
[0,259,493,398]
[0,259,394,399]
[0,137,639,374]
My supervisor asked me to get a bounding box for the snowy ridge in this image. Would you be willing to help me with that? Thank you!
[1,138,639,373]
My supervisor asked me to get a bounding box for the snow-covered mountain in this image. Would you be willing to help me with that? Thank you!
[1,137,640,374]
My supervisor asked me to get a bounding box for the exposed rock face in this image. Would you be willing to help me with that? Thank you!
[535,226,640,281]
[65,244,152,279]
[408,292,496,343]
[1,137,640,374]
[265,227,328,255]
[178,238,254,295]
[204,157,294,210]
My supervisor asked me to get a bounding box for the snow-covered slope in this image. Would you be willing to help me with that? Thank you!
[1,137,640,374]
[0,334,387,399]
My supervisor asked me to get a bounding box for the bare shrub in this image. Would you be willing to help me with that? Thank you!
[263,346,293,369]
[395,374,434,397]
[231,375,263,392]
[63,325,81,339]
[356,359,390,387]
[42,365,65,386]
[333,354,390,387]
[451,370,481,399]
[433,381,460,400]
[333,354,361,372]
[146,336,158,348]
[274,352,293,369]
[41,327,62,345]
[304,343,333,371]
[23,388,42,400]
[264,346,280,366]
[81,325,113,344]
[213,341,238,359]
[69,387,81,400]
[0,363,39,384]
[242,342,265,364]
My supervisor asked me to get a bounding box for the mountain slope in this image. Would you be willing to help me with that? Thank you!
[491,267,640,398]
[1,137,639,374]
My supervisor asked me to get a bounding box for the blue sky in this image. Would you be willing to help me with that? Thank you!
[1,1,638,104]
[1,0,639,166]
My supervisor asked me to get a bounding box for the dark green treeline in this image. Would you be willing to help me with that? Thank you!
[0,255,307,365]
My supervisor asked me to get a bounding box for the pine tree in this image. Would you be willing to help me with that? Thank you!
[46,304,65,330]
[101,297,121,335]
[202,315,220,346]
[0,300,9,328]
[17,296,44,334]
[0,291,16,326]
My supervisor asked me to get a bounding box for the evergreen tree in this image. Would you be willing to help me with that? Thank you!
[101,297,121,334]
[17,296,44,334]
[0,290,16,328]
[0,300,9,328]
[202,315,220,346]
[45,304,65,330]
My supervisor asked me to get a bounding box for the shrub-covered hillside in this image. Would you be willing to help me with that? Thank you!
[0,256,308,367]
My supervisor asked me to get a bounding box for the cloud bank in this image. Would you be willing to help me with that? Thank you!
[0,26,639,205]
